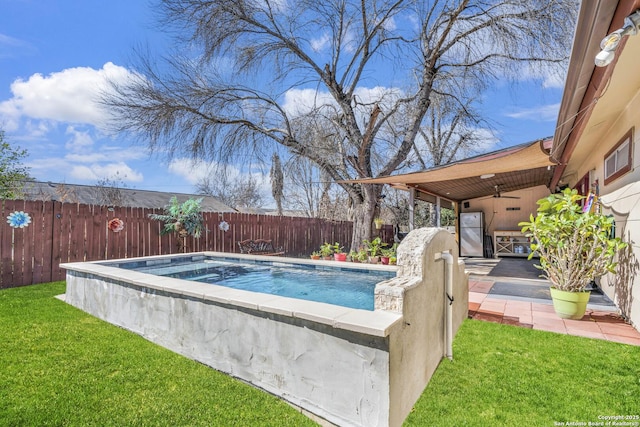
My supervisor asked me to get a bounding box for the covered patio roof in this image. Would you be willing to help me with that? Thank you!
[351,138,555,205]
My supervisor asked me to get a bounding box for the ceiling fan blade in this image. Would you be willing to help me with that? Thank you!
[500,195,521,199]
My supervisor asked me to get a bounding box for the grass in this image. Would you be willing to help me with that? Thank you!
[2,283,639,427]
[0,282,315,427]
[405,319,640,426]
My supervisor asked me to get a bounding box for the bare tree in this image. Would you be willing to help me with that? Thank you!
[53,183,79,203]
[95,173,129,207]
[104,0,577,250]
[196,170,264,210]
[415,93,492,168]
[282,157,323,218]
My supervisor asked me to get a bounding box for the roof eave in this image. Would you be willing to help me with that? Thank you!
[550,0,638,189]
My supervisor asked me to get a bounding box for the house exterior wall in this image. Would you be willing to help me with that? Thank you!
[460,185,550,236]
[564,90,640,327]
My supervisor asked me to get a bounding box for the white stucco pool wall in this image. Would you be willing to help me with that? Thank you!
[62,228,467,427]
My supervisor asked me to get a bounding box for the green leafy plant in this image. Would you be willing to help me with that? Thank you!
[319,242,334,258]
[356,249,369,262]
[148,196,205,238]
[0,131,31,199]
[363,237,387,257]
[381,243,398,258]
[332,242,345,255]
[519,188,626,292]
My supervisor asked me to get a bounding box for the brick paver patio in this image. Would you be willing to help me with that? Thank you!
[468,278,640,346]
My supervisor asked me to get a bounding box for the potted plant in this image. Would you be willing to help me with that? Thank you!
[356,248,369,263]
[310,251,321,260]
[519,188,626,319]
[348,250,359,262]
[380,243,397,265]
[319,242,334,260]
[374,217,384,230]
[363,237,386,264]
[332,242,347,261]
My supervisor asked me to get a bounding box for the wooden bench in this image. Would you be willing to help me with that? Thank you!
[237,239,285,256]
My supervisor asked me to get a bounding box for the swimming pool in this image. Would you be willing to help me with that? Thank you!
[111,257,395,310]
[62,229,469,427]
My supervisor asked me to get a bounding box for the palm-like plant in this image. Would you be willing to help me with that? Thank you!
[148,197,204,238]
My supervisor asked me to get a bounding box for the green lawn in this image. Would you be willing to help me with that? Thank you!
[404,318,640,426]
[0,282,315,427]
[2,283,639,427]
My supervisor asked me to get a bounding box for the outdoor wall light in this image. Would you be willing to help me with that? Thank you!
[595,9,640,67]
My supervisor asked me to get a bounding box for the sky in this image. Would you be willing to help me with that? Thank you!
[0,0,567,200]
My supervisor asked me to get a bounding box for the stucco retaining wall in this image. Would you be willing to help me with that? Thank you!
[63,227,467,427]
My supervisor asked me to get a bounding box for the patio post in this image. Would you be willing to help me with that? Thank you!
[409,187,415,230]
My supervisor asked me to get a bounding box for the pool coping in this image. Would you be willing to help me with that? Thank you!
[61,252,403,338]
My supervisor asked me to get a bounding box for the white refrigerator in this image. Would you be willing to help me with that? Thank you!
[460,212,484,257]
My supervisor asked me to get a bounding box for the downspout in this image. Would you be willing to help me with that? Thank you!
[437,250,455,360]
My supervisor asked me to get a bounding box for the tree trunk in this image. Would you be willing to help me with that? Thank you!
[348,184,381,252]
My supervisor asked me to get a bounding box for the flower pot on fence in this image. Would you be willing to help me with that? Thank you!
[549,287,591,320]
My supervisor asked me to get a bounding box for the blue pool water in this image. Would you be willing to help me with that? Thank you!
[116,257,395,311]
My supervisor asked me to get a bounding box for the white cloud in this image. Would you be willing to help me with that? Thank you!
[65,126,94,151]
[381,16,397,31]
[505,103,560,122]
[471,128,500,153]
[0,33,36,59]
[282,88,336,116]
[27,157,72,175]
[70,162,143,182]
[311,34,330,52]
[168,158,215,185]
[282,86,403,117]
[0,62,137,131]
[248,0,288,13]
[27,155,144,184]
[509,63,567,89]
[168,158,272,202]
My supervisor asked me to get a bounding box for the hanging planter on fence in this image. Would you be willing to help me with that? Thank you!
[7,211,31,228]
[108,218,125,233]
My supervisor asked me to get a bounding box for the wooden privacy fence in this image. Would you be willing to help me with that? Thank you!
[1,199,393,289]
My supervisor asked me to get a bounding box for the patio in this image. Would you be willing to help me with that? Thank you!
[463,257,640,346]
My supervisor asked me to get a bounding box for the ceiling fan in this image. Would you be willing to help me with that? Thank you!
[480,185,520,200]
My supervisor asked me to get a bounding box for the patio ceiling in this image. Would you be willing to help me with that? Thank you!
[351,139,555,204]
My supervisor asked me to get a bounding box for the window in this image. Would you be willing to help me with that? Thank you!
[604,128,633,185]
